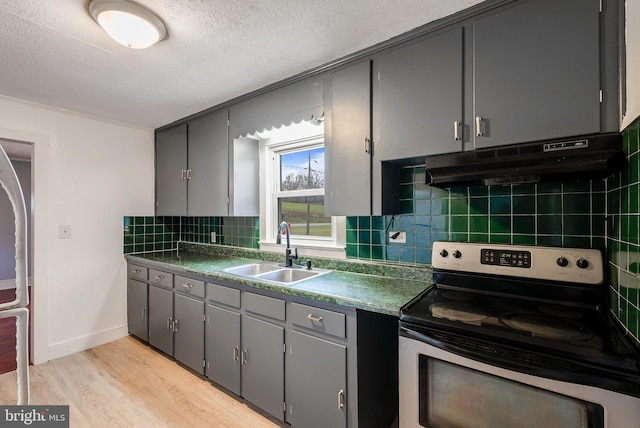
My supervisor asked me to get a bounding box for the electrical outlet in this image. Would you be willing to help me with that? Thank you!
[211,232,216,243]
[59,225,72,239]
[389,231,406,243]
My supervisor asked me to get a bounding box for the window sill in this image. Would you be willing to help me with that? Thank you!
[259,241,346,260]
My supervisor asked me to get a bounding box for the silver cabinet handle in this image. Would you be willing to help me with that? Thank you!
[186,169,192,180]
[475,116,484,137]
[181,283,193,289]
[306,314,323,322]
[181,169,187,180]
[154,275,164,280]
[132,268,141,273]
[338,389,345,410]
[167,317,173,330]
[172,319,179,332]
[454,120,462,141]
[364,137,371,154]
[142,307,147,318]
[241,349,248,365]
[233,346,239,362]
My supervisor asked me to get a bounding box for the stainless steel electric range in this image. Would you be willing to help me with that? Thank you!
[399,242,640,428]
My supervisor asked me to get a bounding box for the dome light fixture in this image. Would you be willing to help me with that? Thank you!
[89,0,167,49]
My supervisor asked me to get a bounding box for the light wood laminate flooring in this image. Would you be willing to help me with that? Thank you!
[0,336,288,427]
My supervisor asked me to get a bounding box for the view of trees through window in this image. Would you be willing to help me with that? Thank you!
[278,147,330,237]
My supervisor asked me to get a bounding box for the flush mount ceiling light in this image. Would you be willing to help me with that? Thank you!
[89,0,167,49]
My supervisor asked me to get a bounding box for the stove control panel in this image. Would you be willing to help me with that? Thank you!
[481,249,531,268]
[432,241,603,285]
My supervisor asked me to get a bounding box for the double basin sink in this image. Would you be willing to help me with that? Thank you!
[223,262,330,285]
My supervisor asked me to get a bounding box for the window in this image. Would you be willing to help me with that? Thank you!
[256,120,345,255]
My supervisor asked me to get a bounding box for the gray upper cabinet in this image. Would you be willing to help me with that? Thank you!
[188,110,229,216]
[155,110,229,216]
[324,60,372,216]
[287,330,347,428]
[378,27,464,160]
[156,124,187,216]
[472,0,601,148]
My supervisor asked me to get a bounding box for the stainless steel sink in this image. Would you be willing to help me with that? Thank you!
[256,268,322,283]
[223,262,329,285]
[224,263,281,276]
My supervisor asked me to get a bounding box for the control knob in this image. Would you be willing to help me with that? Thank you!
[439,249,448,258]
[576,258,589,269]
[556,257,569,267]
[452,250,462,259]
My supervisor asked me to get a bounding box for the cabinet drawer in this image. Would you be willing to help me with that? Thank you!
[291,302,345,339]
[207,283,240,308]
[244,292,285,321]
[149,269,173,289]
[128,264,148,281]
[174,275,205,298]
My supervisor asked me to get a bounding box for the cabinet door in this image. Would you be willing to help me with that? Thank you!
[127,278,148,341]
[174,294,205,374]
[149,285,174,356]
[286,330,347,428]
[156,124,188,216]
[242,315,285,421]
[378,28,464,159]
[188,110,229,216]
[473,0,600,148]
[325,60,372,216]
[205,304,241,395]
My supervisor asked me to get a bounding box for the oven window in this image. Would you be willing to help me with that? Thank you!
[418,356,603,428]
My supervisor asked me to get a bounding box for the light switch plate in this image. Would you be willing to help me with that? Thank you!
[389,231,406,243]
[59,225,71,239]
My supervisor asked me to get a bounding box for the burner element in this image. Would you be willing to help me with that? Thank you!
[430,303,489,325]
[501,313,592,341]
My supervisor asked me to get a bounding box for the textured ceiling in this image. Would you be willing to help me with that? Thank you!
[0,0,485,129]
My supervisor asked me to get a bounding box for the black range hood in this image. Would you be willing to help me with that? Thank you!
[425,133,625,187]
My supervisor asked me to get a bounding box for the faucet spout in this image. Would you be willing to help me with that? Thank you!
[277,221,298,267]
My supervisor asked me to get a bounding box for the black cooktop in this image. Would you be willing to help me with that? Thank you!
[400,284,640,374]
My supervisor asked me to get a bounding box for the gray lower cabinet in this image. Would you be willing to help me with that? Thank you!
[241,315,285,420]
[174,293,205,374]
[287,330,347,428]
[149,284,174,356]
[126,278,148,341]
[205,303,241,395]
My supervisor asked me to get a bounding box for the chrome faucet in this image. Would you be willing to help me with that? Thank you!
[277,221,298,267]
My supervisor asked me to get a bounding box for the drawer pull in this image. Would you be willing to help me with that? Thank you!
[338,389,345,410]
[306,314,323,323]
[132,269,141,273]
[154,275,165,280]
[181,283,193,289]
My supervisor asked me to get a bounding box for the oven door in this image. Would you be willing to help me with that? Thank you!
[399,334,640,428]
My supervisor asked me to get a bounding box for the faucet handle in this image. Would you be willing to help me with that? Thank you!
[292,248,299,260]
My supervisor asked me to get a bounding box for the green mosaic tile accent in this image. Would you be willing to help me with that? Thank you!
[608,115,640,348]
[123,216,180,253]
[124,215,260,254]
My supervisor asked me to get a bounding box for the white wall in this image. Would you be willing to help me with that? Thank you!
[0,96,154,364]
[622,0,640,129]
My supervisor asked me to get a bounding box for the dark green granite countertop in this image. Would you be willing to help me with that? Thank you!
[125,243,431,316]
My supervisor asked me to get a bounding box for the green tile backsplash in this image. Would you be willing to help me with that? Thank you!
[123,216,259,253]
[608,116,640,348]
[347,169,607,265]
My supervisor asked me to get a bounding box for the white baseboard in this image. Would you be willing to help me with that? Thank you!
[46,325,129,362]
